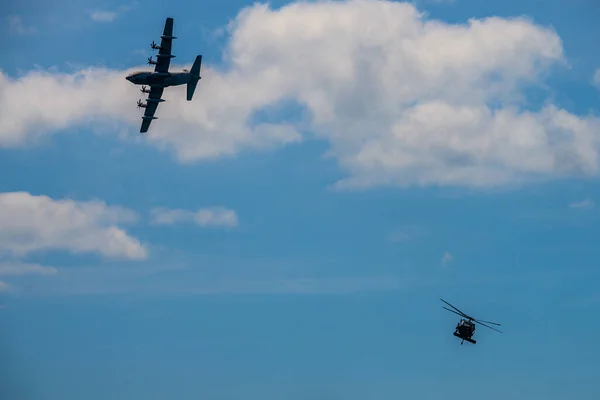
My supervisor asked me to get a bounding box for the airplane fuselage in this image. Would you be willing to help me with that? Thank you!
[126,71,193,87]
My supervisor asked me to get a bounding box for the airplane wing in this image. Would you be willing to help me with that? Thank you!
[140,86,165,133]
[154,17,176,74]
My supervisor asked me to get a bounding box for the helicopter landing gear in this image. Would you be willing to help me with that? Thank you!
[453,331,476,344]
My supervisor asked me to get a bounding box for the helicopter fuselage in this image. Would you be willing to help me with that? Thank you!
[453,318,476,344]
[126,71,193,87]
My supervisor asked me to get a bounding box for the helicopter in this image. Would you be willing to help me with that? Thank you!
[440,298,502,345]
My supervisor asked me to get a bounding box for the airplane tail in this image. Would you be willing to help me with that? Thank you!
[186,55,202,101]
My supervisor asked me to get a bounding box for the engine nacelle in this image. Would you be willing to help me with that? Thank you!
[151,41,162,50]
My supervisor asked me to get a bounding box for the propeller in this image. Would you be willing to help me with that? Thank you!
[147,57,157,65]
[151,40,161,51]
[137,99,147,109]
[140,85,151,94]
[440,298,503,333]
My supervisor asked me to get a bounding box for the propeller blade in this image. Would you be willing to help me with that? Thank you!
[475,320,503,333]
[442,306,467,319]
[440,299,471,319]
[475,319,501,326]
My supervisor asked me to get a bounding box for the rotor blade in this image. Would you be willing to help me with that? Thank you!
[442,306,468,319]
[440,298,471,319]
[474,319,501,326]
[475,320,503,333]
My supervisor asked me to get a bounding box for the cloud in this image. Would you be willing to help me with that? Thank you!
[0,261,58,276]
[0,192,147,260]
[18,265,418,295]
[569,198,594,209]
[441,251,453,267]
[417,0,456,4]
[389,232,410,243]
[150,207,239,227]
[89,3,136,22]
[90,11,118,22]
[593,69,600,89]
[182,276,404,295]
[5,15,36,35]
[389,225,427,243]
[2,0,599,189]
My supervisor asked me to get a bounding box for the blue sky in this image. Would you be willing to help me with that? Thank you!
[1,0,600,399]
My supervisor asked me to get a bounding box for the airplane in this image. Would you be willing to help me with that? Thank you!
[126,17,202,133]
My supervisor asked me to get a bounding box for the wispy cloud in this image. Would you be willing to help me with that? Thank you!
[418,0,456,4]
[90,11,118,22]
[181,276,405,295]
[441,252,453,268]
[89,3,136,23]
[0,261,58,276]
[150,207,239,228]
[569,198,594,210]
[389,225,428,243]
[0,280,14,293]
[15,266,430,295]
[6,15,36,35]
[389,232,410,243]
[593,69,600,89]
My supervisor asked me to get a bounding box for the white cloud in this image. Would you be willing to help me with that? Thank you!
[90,11,118,22]
[0,261,58,276]
[2,0,599,189]
[0,192,147,260]
[89,3,135,22]
[441,251,453,267]
[593,69,600,89]
[150,206,239,227]
[569,198,594,209]
[5,15,36,35]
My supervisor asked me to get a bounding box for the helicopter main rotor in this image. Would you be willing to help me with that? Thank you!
[440,298,503,333]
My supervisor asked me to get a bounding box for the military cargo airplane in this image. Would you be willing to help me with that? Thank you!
[126,17,202,133]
